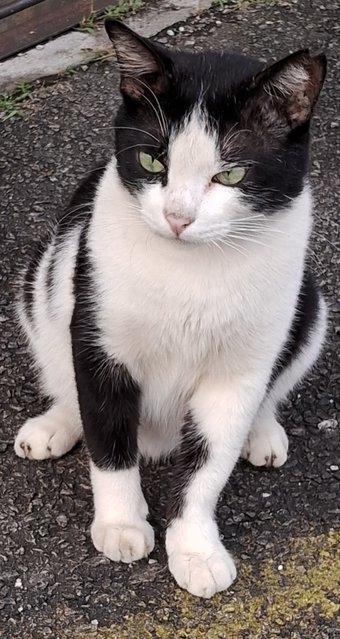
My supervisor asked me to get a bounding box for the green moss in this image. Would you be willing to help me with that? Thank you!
[73,529,339,639]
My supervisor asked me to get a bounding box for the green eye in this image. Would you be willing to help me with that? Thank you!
[139,151,165,174]
[214,166,246,186]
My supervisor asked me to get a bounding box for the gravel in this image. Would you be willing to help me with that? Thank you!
[0,1,339,637]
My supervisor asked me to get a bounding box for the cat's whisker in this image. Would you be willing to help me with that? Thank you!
[96,214,146,226]
[116,143,159,156]
[141,93,167,140]
[219,122,238,149]
[217,237,249,257]
[112,126,161,144]
[307,249,324,271]
[56,205,94,226]
[227,233,271,249]
[87,196,142,212]
[235,223,280,231]
[232,215,266,222]
[311,230,339,252]
[230,224,285,235]
[128,76,168,140]
[96,220,146,230]
[222,127,253,152]
[231,214,287,225]
[209,239,224,254]
[124,204,143,213]
[134,77,169,138]
[230,222,267,229]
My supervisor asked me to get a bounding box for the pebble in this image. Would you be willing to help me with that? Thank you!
[318,419,338,431]
[148,558,157,565]
[262,492,271,498]
[223,604,236,612]
[56,514,68,527]
[278,565,284,571]
[330,465,339,471]
[166,30,175,37]
[291,427,305,436]
[91,619,99,629]
[179,26,185,32]
[14,578,23,589]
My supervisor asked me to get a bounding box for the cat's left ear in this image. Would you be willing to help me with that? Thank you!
[105,19,170,100]
[243,50,327,132]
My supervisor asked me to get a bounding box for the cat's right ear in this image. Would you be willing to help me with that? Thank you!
[105,19,170,100]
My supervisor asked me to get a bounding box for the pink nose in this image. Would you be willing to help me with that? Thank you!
[166,214,193,236]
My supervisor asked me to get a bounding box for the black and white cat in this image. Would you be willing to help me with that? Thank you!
[14,20,327,598]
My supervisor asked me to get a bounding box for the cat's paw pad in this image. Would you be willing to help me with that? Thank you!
[91,520,155,563]
[14,412,78,461]
[241,419,288,468]
[168,548,237,598]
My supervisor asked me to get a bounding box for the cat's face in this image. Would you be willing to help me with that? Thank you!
[107,20,326,245]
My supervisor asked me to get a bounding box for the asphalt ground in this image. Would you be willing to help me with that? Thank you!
[0,1,339,638]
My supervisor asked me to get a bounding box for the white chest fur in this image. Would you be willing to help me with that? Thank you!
[88,164,311,440]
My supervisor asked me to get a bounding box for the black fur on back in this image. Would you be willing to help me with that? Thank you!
[270,269,321,385]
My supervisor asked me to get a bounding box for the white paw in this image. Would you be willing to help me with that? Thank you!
[91,519,155,563]
[168,546,237,598]
[14,408,80,461]
[241,418,288,467]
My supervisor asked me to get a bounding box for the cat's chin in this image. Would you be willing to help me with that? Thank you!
[148,226,198,245]
[147,225,205,246]
[166,235,204,247]
[149,226,234,249]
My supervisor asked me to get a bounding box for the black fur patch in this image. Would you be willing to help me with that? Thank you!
[21,166,107,323]
[270,268,320,384]
[46,166,106,308]
[56,166,106,239]
[167,412,209,523]
[71,225,140,469]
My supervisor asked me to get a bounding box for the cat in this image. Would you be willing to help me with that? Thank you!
[14,19,327,598]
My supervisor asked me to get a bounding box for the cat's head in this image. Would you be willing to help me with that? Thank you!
[106,19,326,245]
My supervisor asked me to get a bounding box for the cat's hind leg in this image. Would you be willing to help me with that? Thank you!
[242,286,327,468]
[14,230,83,461]
[14,404,82,460]
[241,401,288,468]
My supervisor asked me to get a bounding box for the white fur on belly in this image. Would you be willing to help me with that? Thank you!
[87,162,312,456]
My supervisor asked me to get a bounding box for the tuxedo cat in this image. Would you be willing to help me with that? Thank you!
[14,19,327,598]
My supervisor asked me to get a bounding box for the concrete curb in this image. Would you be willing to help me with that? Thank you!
[0,1,212,94]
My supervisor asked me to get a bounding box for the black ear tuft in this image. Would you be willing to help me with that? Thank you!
[105,19,169,100]
[243,50,327,133]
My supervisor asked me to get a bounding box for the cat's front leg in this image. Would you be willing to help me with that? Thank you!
[90,463,154,563]
[72,336,154,563]
[166,375,266,598]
